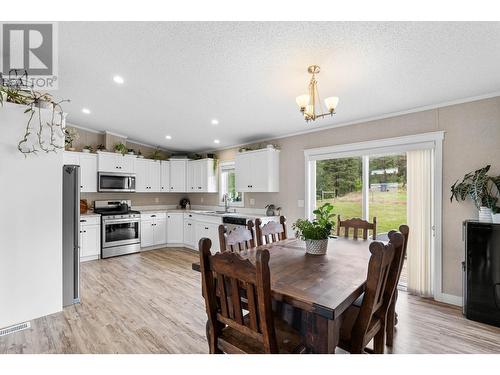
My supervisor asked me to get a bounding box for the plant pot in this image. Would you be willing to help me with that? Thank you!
[67,147,75,151]
[35,100,53,109]
[0,91,7,103]
[492,213,500,224]
[82,149,90,153]
[305,239,328,255]
[137,155,144,159]
[478,206,493,223]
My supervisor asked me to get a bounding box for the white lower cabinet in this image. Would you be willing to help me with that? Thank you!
[141,213,167,248]
[194,218,221,253]
[80,216,100,261]
[184,217,196,248]
[167,213,184,244]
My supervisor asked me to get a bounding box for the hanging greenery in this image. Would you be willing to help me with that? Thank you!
[1,84,69,157]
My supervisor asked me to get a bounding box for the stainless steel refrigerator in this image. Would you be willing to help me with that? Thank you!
[62,165,81,307]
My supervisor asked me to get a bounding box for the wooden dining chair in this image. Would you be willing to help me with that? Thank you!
[337,232,404,354]
[199,238,305,354]
[255,216,287,246]
[337,215,377,240]
[218,222,255,253]
[385,225,410,347]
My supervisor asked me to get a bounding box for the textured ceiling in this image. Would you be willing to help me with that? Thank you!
[56,22,500,151]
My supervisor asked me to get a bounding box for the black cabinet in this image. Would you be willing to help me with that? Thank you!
[464,221,500,327]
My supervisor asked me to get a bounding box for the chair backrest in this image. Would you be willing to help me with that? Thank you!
[350,237,397,352]
[199,238,278,353]
[383,225,409,305]
[218,221,255,253]
[255,216,287,246]
[337,215,377,240]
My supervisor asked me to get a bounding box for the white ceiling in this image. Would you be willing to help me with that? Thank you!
[57,22,500,152]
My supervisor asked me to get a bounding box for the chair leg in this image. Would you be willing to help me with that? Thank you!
[206,321,222,354]
[386,301,396,347]
[374,328,385,354]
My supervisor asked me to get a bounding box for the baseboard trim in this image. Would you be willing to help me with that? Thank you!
[435,292,463,307]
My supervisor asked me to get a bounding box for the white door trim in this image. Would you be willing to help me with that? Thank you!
[304,131,450,304]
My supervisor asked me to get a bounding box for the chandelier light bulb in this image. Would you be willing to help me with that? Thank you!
[295,94,310,110]
[324,96,339,112]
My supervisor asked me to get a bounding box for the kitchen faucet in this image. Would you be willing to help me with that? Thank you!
[222,193,230,213]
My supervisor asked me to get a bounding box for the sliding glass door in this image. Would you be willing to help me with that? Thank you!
[315,153,407,238]
[305,132,444,300]
[316,157,363,220]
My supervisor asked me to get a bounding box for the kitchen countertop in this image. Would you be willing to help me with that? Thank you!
[81,212,101,218]
[135,206,279,220]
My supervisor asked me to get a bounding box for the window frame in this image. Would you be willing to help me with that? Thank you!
[218,161,244,207]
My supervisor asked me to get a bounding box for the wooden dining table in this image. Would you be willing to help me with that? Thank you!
[192,237,374,354]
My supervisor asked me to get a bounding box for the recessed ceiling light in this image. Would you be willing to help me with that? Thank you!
[213,139,220,144]
[82,108,91,114]
[113,75,124,84]
[165,135,172,140]
[211,119,219,125]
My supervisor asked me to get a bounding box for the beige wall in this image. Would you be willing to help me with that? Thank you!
[66,126,170,159]
[199,97,500,298]
[81,192,187,209]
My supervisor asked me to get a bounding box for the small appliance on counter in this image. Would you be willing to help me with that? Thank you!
[179,197,191,210]
[94,200,141,258]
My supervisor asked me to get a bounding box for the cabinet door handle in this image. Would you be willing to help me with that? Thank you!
[80,219,87,223]
[151,215,156,217]
[205,227,209,230]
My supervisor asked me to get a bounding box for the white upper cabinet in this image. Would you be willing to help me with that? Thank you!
[97,152,136,174]
[169,159,187,192]
[235,148,279,192]
[63,151,97,192]
[187,159,217,193]
[79,154,98,192]
[160,161,170,192]
[135,159,161,192]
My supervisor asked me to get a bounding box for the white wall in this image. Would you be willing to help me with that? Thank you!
[0,103,64,328]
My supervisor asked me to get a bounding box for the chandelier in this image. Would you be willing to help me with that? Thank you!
[295,65,339,122]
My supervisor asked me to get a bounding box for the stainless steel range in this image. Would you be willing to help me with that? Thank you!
[94,200,141,258]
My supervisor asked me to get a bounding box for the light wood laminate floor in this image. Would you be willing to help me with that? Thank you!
[1,248,499,354]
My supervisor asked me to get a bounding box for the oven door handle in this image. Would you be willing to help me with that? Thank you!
[103,218,139,225]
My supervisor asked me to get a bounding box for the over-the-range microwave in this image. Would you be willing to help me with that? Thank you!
[98,172,136,192]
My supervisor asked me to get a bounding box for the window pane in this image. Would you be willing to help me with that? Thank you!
[368,154,407,236]
[220,168,243,204]
[316,157,363,219]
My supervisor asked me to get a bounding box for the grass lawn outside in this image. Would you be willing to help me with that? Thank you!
[317,187,407,235]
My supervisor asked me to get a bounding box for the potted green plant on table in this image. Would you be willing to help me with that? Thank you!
[292,203,336,255]
[450,165,500,223]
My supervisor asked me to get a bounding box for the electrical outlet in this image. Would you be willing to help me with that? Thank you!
[249,198,255,206]
[297,200,304,208]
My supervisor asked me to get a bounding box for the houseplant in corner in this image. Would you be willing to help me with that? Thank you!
[450,165,500,223]
[292,203,336,255]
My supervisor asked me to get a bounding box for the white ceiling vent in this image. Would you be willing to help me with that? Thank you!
[0,321,31,337]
